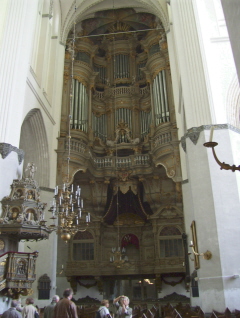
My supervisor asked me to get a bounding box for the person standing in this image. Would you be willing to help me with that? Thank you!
[97,299,112,318]
[22,297,38,318]
[113,296,132,318]
[53,288,78,318]
[1,300,22,318]
[44,295,60,318]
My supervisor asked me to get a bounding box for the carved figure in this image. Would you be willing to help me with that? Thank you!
[25,163,37,179]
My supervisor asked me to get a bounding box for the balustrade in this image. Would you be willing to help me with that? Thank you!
[153,132,171,147]
[65,139,87,153]
[93,86,144,100]
[92,154,150,168]
[140,86,150,95]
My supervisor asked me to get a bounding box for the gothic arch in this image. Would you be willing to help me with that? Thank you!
[20,108,50,187]
[61,0,169,43]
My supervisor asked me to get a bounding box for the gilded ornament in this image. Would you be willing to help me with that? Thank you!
[0,239,5,250]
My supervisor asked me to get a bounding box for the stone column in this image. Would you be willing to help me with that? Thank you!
[181,125,240,311]
[0,0,38,145]
[221,0,240,84]
[0,0,38,203]
[170,0,212,128]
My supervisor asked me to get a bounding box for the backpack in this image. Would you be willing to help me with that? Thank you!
[95,310,101,318]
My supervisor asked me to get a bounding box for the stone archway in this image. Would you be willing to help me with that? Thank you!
[19,108,50,187]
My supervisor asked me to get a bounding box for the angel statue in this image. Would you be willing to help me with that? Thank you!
[25,162,37,179]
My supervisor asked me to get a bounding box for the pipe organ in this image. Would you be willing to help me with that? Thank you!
[115,108,132,134]
[63,9,174,156]
[94,64,107,84]
[70,79,88,132]
[137,61,147,81]
[140,110,152,140]
[58,8,183,289]
[92,113,107,142]
[113,55,130,79]
[152,70,170,125]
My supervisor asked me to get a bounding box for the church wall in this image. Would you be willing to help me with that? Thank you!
[1,0,240,313]
[0,0,39,206]
[221,0,240,84]
[0,0,39,145]
[169,0,212,129]
[181,127,240,311]
[194,0,237,125]
[169,1,239,310]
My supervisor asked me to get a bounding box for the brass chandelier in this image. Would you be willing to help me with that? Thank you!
[110,246,128,268]
[48,184,90,242]
[48,0,90,242]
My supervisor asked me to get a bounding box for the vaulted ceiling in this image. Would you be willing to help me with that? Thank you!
[58,0,169,43]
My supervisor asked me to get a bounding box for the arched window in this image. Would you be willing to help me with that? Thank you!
[159,226,183,258]
[38,274,51,299]
[72,231,94,261]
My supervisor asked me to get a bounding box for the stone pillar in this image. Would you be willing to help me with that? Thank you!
[221,0,240,84]
[181,125,240,311]
[170,0,212,128]
[0,0,38,145]
[0,0,38,203]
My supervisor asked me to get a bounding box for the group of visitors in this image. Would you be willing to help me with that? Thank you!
[1,289,132,318]
[1,298,39,318]
[97,295,132,318]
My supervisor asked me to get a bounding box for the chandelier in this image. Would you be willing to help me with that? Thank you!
[48,0,90,242]
[110,246,128,268]
[48,184,90,242]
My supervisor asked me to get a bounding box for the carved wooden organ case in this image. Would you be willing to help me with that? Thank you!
[57,9,185,280]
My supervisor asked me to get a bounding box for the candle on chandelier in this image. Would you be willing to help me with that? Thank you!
[209,126,214,142]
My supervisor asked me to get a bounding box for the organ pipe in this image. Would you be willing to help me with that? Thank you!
[114,55,130,79]
[71,79,88,132]
[92,114,107,142]
[152,71,170,125]
[158,73,165,121]
[162,70,169,121]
